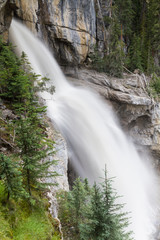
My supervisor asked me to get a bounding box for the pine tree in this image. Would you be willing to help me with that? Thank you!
[104,11,124,77]
[126,34,143,71]
[0,40,34,106]
[80,175,132,240]
[80,183,106,240]
[57,178,91,239]
[0,41,58,197]
[0,153,26,201]
[15,110,57,196]
[114,0,134,38]
[101,171,132,240]
[68,178,89,235]
[58,173,133,240]
[147,0,160,73]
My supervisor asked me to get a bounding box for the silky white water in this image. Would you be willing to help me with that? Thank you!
[9,19,158,240]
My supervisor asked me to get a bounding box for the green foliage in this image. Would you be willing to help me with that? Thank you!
[0,40,33,105]
[92,0,160,77]
[0,40,54,109]
[125,0,160,74]
[0,154,27,201]
[80,183,105,240]
[149,73,160,97]
[15,114,58,196]
[0,214,12,240]
[13,205,53,240]
[0,40,59,238]
[0,40,57,198]
[58,173,133,240]
[57,178,91,239]
[105,16,124,77]
[126,34,143,72]
[91,3,125,77]
[114,0,134,37]
[0,196,61,240]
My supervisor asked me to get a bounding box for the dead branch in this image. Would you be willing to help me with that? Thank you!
[0,137,15,149]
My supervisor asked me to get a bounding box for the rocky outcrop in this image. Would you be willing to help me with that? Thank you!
[66,68,160,163]
[12,0,96,64]
[44,118,69,217]
[14,0,38,33]
[0,0,15,41]
[0,0,110,64]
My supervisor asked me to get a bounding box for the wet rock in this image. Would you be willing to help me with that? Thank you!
[44,117,69,218]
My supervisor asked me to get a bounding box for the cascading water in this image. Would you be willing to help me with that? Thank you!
[9,19,158,240]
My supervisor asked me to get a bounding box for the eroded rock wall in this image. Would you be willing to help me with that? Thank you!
[68,68,160,164]
[13,0,96,64]
[0,0,14,41]
[0,0,109,64]
[14,0,38,33]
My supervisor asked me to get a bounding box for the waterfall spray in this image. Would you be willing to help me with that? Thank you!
[9,19,158,240]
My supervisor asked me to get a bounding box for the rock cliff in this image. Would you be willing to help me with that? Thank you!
[0,0,14,41]
[12,0,96,65]
[0,0,109,64]
[67,68,160,164]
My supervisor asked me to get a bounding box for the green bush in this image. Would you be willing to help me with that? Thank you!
[150,73,160,94]
[58,175,133,240]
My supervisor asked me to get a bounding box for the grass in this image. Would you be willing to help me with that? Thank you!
[0,214,13,240]
[0,181,61,240]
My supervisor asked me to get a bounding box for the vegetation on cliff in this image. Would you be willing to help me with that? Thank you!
[58,173,133,240]
[0,40,60,240]
[92,0,160,78]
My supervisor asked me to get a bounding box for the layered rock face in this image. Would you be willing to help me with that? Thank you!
[13,0,96,64]
[67,68,160,164]
[1,0,108,64]
[14,0,38,33]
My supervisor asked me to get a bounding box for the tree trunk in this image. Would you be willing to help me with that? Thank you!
[27,169,31,196]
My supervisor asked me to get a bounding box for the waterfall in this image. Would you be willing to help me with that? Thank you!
[9,19,158,240]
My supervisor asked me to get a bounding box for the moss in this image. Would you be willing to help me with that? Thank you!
[0,191,61,240]
[0,214,13,240]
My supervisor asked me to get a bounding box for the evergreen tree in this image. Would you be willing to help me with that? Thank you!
[126,34,143,71]
[80,183,107,240]
[0,40,34,106]
[114,0,134,39]
[0,40,58,197]
[80,174,132,240]
[105,15,124,77]
[57,178,91,239]
[58,173,133,240]
[149,0,160,52]
[15,110,57,196]
[0,153,26,201]
[92,0,160,76]
[101,171,132,240]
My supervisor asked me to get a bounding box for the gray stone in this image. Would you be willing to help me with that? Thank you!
[13,0,96,64]
[66,67,160,164]
[2,109,16,119]
[43,117,69,218]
